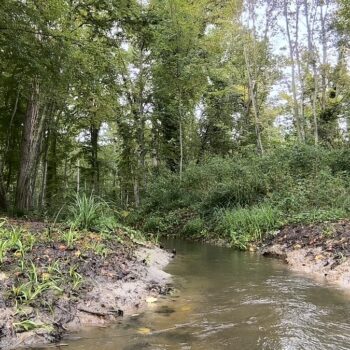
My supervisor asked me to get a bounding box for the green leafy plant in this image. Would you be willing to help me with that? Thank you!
[14,320,48,333]
[92,243,109,257]
[216,205,282,249]
[68,193,109,230]
[69,266,83,291]
[62,229,79,249]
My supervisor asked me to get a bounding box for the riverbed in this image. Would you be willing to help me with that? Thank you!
[35,239,350,350]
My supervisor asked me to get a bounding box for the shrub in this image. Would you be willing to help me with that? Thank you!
[182,217,205,236]
[137,145,350,249]
[143,215,168,233]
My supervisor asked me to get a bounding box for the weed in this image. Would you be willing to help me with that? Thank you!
[13,320,48,332]
[182,218,205,236]
[62,229,79,249]
[0,240,9,264]
[68,193,111,230]
[216,205,281,249]
[92,243,110,257]
[69,266,83,290]
[11,262,63,306]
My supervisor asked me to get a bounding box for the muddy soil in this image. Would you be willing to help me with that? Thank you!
[0,221,172,350]
[261,220,350,288]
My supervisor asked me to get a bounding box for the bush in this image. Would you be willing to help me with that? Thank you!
[182,217,205,236]
[137,145,350,249]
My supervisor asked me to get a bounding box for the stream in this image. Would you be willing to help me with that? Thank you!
[39,239,350,349]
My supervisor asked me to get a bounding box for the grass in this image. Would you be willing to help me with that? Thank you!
[10,261,64,306]
[13,320,52,333]
[62,228,80,249]
[215,205,281,249]
[68,193,114,230]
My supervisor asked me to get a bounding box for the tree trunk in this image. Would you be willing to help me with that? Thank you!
[294,3,305,142]
[243,47,264,155]
[284,0,303,142]
[304,0,319,145]
[0,170,7,212]
[179,104,184,180]
[320,1,329,113]
[40,129,50,210]
[46,123,58,208]
[90,120,100,194]
[133,178,140,208]
[15,80,46,214]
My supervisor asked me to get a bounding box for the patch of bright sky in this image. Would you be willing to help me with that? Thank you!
[242,0,339,131]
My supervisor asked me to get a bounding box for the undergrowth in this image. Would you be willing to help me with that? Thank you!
[131,145,350,249]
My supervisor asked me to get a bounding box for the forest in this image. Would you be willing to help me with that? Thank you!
[1,0,350,248]
[2,1,350,348]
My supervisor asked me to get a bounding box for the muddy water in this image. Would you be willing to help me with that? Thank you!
[45,240,350,349]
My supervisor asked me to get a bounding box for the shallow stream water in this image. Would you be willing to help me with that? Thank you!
[38,239,350,349]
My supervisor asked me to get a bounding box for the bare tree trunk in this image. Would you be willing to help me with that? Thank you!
[77,159,80,193]
[320,1,329,113]
[243,47,264,155]
[46,123,58,208]
[15,79,46,214]
[304,0,319,145]
[284,0,303,142]
[294,3,305,142]
[179,104,184,180]
[90,120,100,195]
[40,129,49,210]
[133,178,140,208]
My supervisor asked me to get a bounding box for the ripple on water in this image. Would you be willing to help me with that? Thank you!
[50,241,350,350]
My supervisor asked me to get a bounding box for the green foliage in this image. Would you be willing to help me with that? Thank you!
[62,229,80,250]
[68,266,83,291]
[143,210,185,234]
[182,218,205,236]
[215,205,281,249]
[11,262,63,306]
[13,320,50,333]
[138,146,350,249]
[67,193,115,230]
[287,209,347,225]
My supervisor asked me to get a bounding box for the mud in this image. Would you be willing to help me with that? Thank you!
[0,222,172,350]
[261,220,350,289]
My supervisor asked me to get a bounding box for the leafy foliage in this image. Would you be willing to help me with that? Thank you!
[136,145,350,248]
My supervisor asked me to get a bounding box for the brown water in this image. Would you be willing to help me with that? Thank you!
[39,239,350,350]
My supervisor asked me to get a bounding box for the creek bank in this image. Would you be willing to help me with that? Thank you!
[0,220,172,350]
[261,220,350,288]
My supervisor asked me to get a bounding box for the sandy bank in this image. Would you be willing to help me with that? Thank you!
[261,220,350,289]
[0,225,172,350]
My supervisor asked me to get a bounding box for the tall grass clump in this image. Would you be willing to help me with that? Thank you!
[215,205,281,249]
[68,193,114,230]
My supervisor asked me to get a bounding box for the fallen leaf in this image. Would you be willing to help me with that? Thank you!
[315,255,325,261]
[180,306,192,312]
[137,327,151,335]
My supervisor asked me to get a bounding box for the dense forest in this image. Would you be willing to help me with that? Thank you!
[1,0,350,247]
